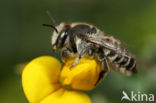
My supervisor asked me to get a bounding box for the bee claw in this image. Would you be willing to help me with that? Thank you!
[69,66,73,69]
[70,66,74,69]
[69,64,76,70]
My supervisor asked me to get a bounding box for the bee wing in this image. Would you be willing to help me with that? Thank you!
[114,37,133,47]
[85,36,119,52]
[102,34,133,47]
[84,36,130,57]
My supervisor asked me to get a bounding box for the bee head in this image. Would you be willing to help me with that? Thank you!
[43,22,70,51]
[43,11,71,51]
[51,23,71,51]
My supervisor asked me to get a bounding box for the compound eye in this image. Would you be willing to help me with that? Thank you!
[60,32,67,39]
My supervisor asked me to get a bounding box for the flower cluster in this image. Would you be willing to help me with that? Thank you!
[22,56,102,103]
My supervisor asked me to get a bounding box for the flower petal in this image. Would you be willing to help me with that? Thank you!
[60,57,102,91]
[22,56,61,103]
[40,88,91,103]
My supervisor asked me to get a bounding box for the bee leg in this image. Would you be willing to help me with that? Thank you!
[70,47,89,69]
[95,58,109,85]
[61,48,75,63]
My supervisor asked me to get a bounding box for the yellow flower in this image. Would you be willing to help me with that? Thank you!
[61,57,101,90]
[22,56,102,103]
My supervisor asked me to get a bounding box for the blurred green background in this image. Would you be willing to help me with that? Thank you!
[1,0,156,103]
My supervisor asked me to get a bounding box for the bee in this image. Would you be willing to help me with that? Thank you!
[43,11,137,85]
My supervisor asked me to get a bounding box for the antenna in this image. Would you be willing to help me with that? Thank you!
[42,24,58,33]
[46,10,58,26]
[43,10,58,33]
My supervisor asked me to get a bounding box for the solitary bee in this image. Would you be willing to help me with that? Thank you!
[43,11,137,85]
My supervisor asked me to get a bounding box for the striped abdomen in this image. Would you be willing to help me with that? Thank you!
[104,49,137,75]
